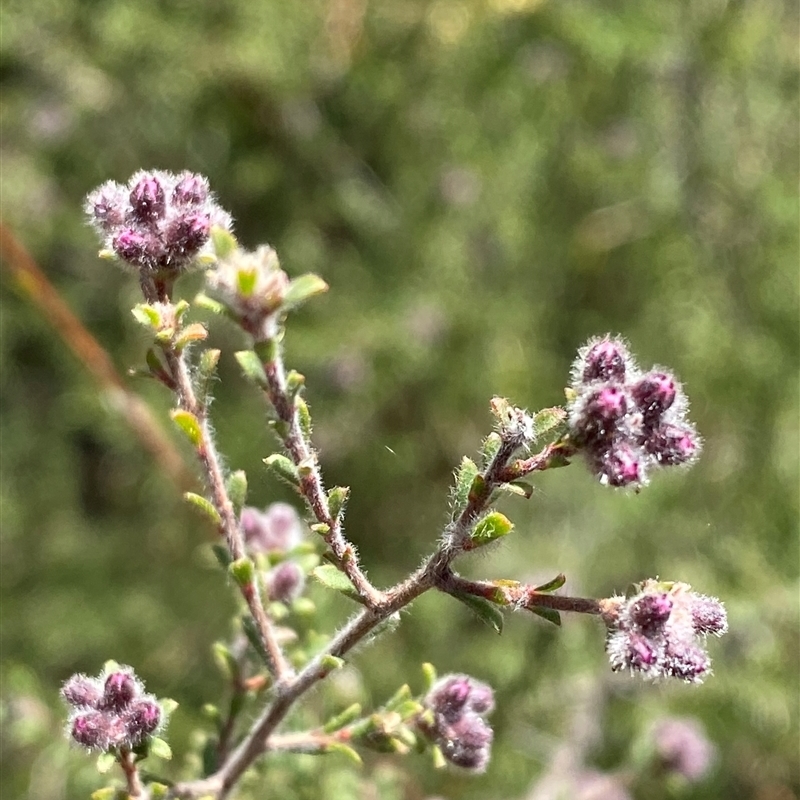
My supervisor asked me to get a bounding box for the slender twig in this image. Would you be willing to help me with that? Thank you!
[258,344,383,608]
[118,749,143,797]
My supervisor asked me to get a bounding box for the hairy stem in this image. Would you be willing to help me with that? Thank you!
[162,345,292,685]
[119,749,142,797]
[258,342,383,608]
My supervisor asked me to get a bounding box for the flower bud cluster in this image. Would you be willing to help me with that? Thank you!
[206,245,290,340]
[419,674,495,772]
[85,171,231,275]
[61,666,162,751]
[603,580,727,683]
[241,502,306,603]
[567,336,701,488]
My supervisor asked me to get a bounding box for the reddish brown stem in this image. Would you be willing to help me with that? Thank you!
[118,749,142,797]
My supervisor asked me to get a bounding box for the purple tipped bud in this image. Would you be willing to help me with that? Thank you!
[266,562,306,603]
[124,699,162,744]
[644,423,700,466]
[653,717,716,782]
[587,385,629,422]
[597,443,643,488]
[172,172,209,206]
[629,593,673,633]
[663,642,711,683]
[61,674,102,709]
[427,676,472,722]
[129,174,166,223]
[466,682,495,715]
[101,671,138,711]
[441,713,493,772]
[85,182,127,232]
[691,595,728,637]
[631,371,677,424]
[70,710,110,750]
[112,228,166,269]
[581,338,630,383]
[165,211,211,258]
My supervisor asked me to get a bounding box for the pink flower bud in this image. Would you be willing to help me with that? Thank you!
[596,443,643,488]
[644,422,700,466]
[266,562,306,603]
[124,698,162,744]
[100,670,138,711]
[690,594,728,637]
[172,172,209,206]
[580,337,630,383]
[129,174,166,223]
[653,717,716,781]
[631,371,677,424]
[61,674,102,709]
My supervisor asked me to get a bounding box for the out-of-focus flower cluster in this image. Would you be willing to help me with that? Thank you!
[418,674,495,772]
[61,666,162,751]
[85,170,231,275]
[602,580,727,683]
[567,336,701,488]
[241,502,306,603]
[652,716,716,781]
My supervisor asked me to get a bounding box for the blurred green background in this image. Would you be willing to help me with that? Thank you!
[1,0,798,798]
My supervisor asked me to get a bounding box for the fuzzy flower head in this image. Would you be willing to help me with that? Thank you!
[61,664,164,752]
[85,170,231,277]
[419,674,495,772]
[567,336,701,489]
[601,580,727,684]
[206,245,290,340]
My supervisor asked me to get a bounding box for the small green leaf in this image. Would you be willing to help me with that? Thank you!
[229,557,255,587]
[327,486,350,520]
[199,348,221,378]
[212,641,240,681]
[310,522,330,536]
[131,303,161,329]
[320,654,345,673]
[530,606,562,626]
[291,597,316,616]
[149,784,171,800]
[296,397,312,440]
[242,615,269,666]
[324,741,363,765]
[149,736,173,760]
[145,348,168,378]
[194,292,228,316]
[480,432,502,466]
[467,473,487,504]
[323,703,363,733]
[421,662,437,692]
[211,226,238,259]
[211,543,232,568]
[286,370,305,398]
[283,273,329,309]
[450,591,504,634]
[383,684,412,712]
[226,470,248,513]
[495,481,534,500]
[534,573,566,593]
[431,744,447,769]
[184,492,221,525]
[452,457,479,516]
[470,511,514,547]
[171,409,202,447]
[161,697,178,718]
[531,407,567,438]
[90,788,117,800]
[263,454,300,487]
[234,350,268,388]
[312,564,361,602]
[95,753,116,774]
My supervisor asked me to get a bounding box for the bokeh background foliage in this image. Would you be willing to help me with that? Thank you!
[1,0,797,798]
